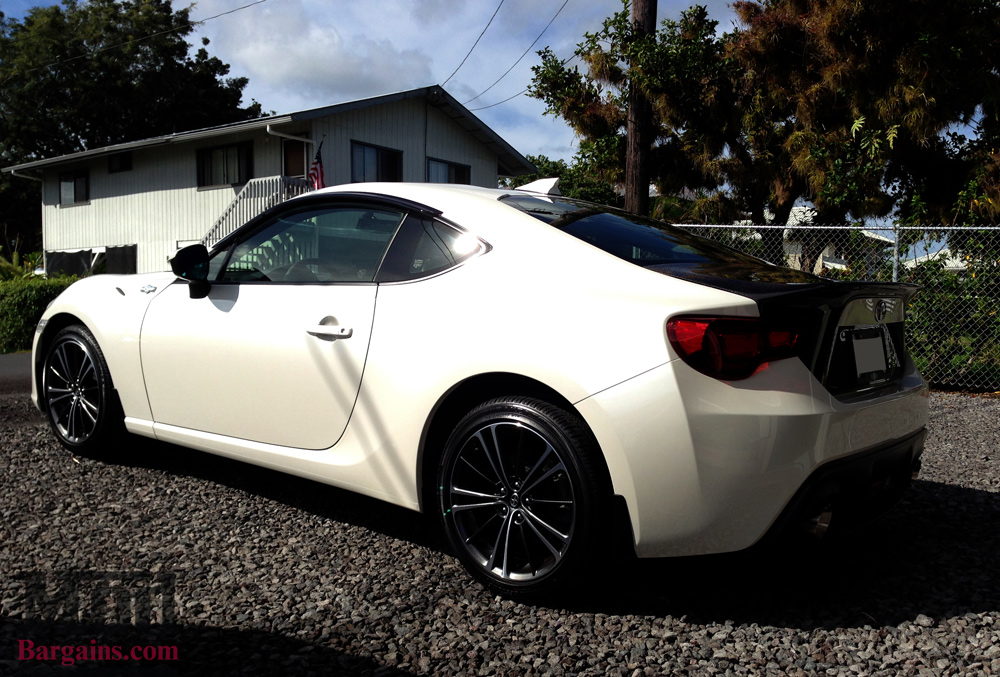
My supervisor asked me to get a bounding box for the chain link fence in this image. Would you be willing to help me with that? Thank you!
[682,223,1000,391]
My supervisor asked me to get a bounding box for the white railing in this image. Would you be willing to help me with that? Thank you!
[202,176,313,248]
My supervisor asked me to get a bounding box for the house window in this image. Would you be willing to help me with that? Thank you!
[283,140,307,178]
[108,152,132,173]
[351,141,402,182]
[59,170,89,205]
[197,142,253,187]
[428,158,471,184]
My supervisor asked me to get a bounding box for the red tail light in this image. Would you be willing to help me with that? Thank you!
[667,316,798,380]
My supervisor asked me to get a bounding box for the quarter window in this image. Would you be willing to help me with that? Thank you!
[351,142,403,182]
[428,158,471,184]
[197,142,253,187]
[217,205,405,283]
[377,218,483,282]
[59,170,89,205]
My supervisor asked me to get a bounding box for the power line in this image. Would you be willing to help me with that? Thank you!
[467,53,577,112]
[2,0,268,85]
[468,88,528,112]
[441,0,507,87]
[463,0,571,105]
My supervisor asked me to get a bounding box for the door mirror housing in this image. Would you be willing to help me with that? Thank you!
[169,244,211,299]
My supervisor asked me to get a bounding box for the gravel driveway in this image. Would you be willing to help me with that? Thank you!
[1,392,998,676]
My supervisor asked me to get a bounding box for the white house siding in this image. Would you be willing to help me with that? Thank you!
[311,98,497,187]
[33,94,513,275]
[425,104,497,187]
[41,130,284,273]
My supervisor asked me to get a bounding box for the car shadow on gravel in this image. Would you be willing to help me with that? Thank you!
[559,479,1000,630]
[50,400,999,633]
[88,433,449,554]
[1,617,412,675]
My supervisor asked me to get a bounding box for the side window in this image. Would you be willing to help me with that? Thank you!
[377,218,484,282]
[217,205,405,283]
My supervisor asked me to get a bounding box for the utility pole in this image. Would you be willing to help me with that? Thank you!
[625,0,656,216]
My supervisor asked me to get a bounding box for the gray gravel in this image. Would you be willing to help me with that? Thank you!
[1,391,998,676]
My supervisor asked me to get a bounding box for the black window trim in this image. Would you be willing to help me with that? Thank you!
[58,169,90,206]
[427,157,472,184]
[208,193,443,285]
[350,140,404,182]
[196,141,254,188]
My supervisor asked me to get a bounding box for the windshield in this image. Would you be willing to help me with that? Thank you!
[499,194,770,268]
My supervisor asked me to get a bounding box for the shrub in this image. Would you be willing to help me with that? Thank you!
[0,277,77,353]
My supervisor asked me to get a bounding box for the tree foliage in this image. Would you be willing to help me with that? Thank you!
[0,0,262,252]
[529,0,1000,261]
[500,154,622,205]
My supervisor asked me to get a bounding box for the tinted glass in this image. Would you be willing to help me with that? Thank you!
[217,206,404,282]
[499,194,770,268]
[377,218,482,282]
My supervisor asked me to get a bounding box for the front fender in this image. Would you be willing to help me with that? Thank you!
[32,273,177,420]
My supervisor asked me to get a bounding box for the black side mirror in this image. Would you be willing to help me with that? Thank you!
[169,244,211,299]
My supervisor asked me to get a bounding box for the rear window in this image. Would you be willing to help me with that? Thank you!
[498,194,764,268]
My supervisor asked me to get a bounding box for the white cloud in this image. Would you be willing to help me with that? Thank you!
[190,0,740,163]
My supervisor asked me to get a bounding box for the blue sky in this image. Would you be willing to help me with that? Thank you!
[1,0,739,162]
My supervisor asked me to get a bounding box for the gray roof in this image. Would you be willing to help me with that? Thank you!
[2,85,535,177]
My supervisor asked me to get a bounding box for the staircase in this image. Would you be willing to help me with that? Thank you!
[202,176,314,248]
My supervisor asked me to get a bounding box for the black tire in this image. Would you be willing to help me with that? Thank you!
[42,325,123,454]
[438,397,610,598]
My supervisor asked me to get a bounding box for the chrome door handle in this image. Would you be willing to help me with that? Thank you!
[306,325,353,339]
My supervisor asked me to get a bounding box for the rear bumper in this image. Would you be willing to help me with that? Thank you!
[575,356,930,558]
[761,426,925,542]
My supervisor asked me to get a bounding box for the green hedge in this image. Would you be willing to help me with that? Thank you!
[0,277,76,353]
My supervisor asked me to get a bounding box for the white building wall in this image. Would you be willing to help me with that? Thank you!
[311,98,497,187]
[41,130,284,273]
[39,98,505,274]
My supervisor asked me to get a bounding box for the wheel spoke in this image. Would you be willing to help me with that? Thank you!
[451,486,502,500]
[472,430,506,486]
[79,396,99,424]
[522,506,571,544]
[488,424,512,488]
[450,500,504,512]
[520,509,564,560]
[47,389,73,405]
[525,498,573,505]
[77,355,95,384]
[520,443,554,489]
[460,454,496,485]
[517,522,535,575]
[522,460,567,496]
[486,511,513,572]
[52,346,72,384]
[67,398,79,440]
[462,512,501,545]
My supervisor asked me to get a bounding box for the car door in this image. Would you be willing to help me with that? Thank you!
[139,200,406,450]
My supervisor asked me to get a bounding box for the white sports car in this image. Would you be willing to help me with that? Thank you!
[32,182,929,596]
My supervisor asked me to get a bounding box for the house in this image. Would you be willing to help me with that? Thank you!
[2,86,535,275]
[729,207,895,275]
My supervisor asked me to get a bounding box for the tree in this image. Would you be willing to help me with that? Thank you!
[530,0,1000,263]
[0,0,262,253]
[500,154,621,205]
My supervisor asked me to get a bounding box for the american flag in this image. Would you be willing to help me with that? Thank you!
[308,141,325,190]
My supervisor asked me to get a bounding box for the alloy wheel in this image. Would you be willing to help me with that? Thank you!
[443,420,577,582]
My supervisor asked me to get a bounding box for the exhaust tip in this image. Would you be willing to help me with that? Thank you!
[805,509,834,538]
